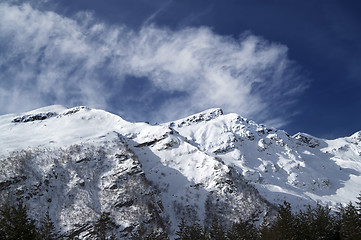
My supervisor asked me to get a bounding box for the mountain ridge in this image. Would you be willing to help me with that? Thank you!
[1,105,361,238]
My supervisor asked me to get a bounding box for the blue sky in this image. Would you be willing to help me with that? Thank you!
[0,0,360,139]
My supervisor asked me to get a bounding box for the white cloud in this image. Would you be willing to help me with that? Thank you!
[0,2,308,127]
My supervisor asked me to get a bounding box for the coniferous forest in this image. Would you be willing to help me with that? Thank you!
[1,194,361,239]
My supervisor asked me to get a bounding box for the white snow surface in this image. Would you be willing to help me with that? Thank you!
[1,105,361,237]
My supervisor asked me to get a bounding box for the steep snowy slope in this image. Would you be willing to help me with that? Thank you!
[167,109,361,209]
[0,106,168,238]
[1,105,361,238]
[0,106,274,238]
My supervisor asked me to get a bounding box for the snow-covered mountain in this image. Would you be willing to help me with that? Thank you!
[1,105,361,238]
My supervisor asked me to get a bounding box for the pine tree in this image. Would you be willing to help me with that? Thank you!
[175,219,187,240]
[0,200,38,240]
[38,210,58,240]
[356,192,361,215]
[209,216,226,240]
[296,205,314,239]
[175,219,207,240]
[339,202,361,240]
[261,201,297,240]
[313,203,338,239]
[227,219,258,240]
[297,203,338,240]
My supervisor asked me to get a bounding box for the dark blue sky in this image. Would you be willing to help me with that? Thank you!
[0,0,361,138]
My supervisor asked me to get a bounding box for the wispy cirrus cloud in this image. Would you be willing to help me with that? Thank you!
[0,2,308,127]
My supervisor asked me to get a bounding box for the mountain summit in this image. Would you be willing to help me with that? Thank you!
[1,106,361,238]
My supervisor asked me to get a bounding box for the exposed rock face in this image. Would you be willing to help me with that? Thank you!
[12,112,58,123]
[0,141,166,239]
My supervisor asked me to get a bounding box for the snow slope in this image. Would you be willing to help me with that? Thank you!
[168,110,361,209]
[1,105,361,238]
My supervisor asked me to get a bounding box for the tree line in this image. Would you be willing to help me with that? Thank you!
[0,200,57,240]
[174,197,361,240]
[1,195,361,240]
[0,201,116,240]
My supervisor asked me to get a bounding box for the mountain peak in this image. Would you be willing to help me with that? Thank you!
[293,132,321,148]
[11,106,90,123]
[350,131,361,142]
[169,108,223,128]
